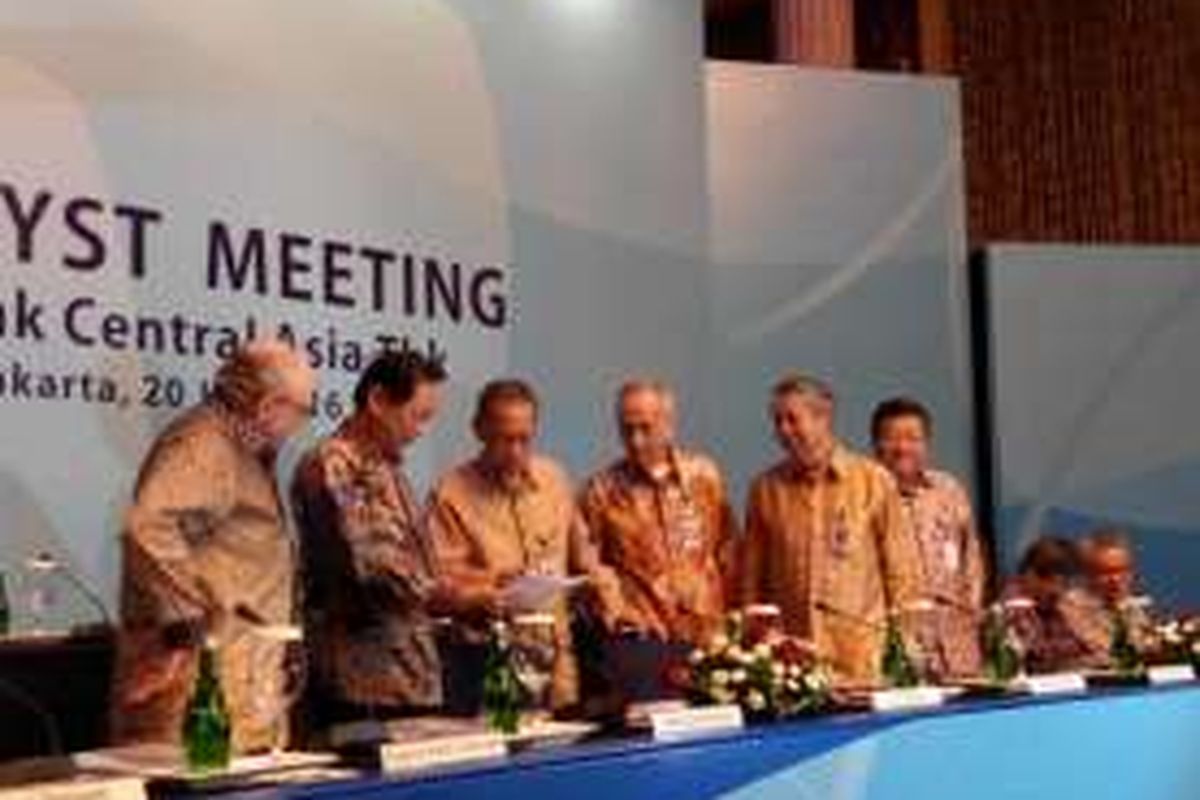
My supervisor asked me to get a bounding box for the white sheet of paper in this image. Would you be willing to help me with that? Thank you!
[502,574,588,612]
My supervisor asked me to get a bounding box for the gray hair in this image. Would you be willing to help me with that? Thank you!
[615,377,676,421]
[771,372,835,406]
[211,339,306,414]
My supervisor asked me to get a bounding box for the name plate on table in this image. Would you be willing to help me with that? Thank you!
[1016,673,1088,696]
[1148,664,1197,685]
[380,733,508,776]
[870,687,948,713]
[0,777,146,800]
[650,704,745,742]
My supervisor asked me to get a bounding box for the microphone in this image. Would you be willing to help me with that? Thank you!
[232,603,304,645]
[26,552,112,631]
[813,600,885,631]
[1117,594,1153,613]
[814,598,939,630]
[926,591,997,621]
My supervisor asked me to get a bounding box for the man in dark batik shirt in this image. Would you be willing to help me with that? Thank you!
[292,351,493,726]
[1003,537,1109,674]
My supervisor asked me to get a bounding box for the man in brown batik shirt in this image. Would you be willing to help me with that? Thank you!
[580,379,738,646]
[111,340,315,753]
[872,397,986,680]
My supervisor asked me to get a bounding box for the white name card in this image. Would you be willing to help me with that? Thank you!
[870,686,947,713]
[0,777,146,800]
[1017,673,1088,696]
[380,733,508,776]
[650,704,745,742]
[1148,664,1196,686]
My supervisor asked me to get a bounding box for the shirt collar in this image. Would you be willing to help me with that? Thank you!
[472,456,540,494]
[339,411,402,465]
[781,443,849,484]
[619,447,685,489]
[209,399,275,462]
[897,469,935,498]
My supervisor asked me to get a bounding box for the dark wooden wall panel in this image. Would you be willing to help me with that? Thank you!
[948,0,1200,243]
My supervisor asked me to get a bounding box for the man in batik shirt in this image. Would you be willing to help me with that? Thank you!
[112,340,316,753]
[740,374,922,685]
[1074,530,1158,655]
[872,397,986,679]
[580,379,738,645]
[292,351,490,725]
[1003,537,1109,673]
[428,379,623,712]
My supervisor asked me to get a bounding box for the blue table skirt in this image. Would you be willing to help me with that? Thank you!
[221,685,1200,800]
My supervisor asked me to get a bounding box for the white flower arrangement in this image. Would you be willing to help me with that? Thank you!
[1149,614,1200,669]
[682,610,831,719]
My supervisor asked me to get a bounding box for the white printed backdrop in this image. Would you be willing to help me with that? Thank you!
[0,1,969,624]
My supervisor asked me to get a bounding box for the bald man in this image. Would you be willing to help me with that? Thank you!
[111,340,316,753]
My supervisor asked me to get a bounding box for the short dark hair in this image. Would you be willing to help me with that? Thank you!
[871,396,933,442]
[353,350,447,410]
[1019,537,1081,580]
[473,378,539,427]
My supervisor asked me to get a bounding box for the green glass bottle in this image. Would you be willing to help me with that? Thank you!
[481,621,523,735]
[982,606,1021,684]
[1109,608,1145,678]
[183,642,232,772]
[881,616,920,688]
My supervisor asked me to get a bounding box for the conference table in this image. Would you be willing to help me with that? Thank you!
[202,683,1200,800]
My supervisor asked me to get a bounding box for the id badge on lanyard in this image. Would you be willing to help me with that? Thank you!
[666,490,705,555]
[827,506,851,560]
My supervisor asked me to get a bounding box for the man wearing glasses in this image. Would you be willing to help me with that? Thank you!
[111,339,316,753]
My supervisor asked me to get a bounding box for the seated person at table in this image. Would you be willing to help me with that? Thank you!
[580,379,738,645]
[111,340,315,753]
[428,379,623,713]
[739,374,922,685]
[1074,529,1157,653]
[871,396,986,680]
[291,351,491,727]
[1003,537,1109,673]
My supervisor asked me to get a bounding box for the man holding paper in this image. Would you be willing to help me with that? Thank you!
[292,351,490,727]
[428,379,623,712]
